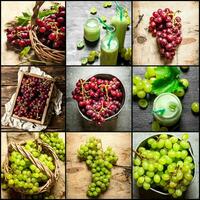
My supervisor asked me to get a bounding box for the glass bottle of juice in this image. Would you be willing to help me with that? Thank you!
[110,6,128,52]
[153,93,182,127]
[84,18,100,43]
[100,26,119,65]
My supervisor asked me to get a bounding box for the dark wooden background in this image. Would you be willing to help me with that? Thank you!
[133,67,199,132]
[1,66,66,132]
[66,1,131,66]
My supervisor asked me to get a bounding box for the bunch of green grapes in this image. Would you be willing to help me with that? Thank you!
[1,140,56,194]
[121,47,132,62]
[77,137,118,198]
[39,132,65,162]
[133,133,195,198]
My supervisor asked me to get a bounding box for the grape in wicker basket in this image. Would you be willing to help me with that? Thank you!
[39,132,65,161]
[77,137,118,198]
[148,8,182,60]
[6,25,31,48]
[2,140,55,195]
[36,6,66,50]
[72,76,123,125]
[13,74,53,120]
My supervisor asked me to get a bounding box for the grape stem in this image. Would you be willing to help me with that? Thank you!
[132,149,143,159]
[135,14,144,28]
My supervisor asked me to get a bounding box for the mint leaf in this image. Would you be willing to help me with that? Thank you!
[152,67,184,95]
[19,46,31,58]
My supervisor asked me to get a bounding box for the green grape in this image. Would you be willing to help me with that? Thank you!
[182,133,189,141]
[146,67,156,77]
[138,99,148,109]
[133,75,142,85]
[184,156,193,163]
[138,176,145,184]
[191,102,199,113]
[137,90,146,99]
[153,174,161,183]
[142,161,149,170]
[136,82,143,90]
[144,176,151,183]
[143,182,150,190]
[134,157,141,166]
[157,139,165,149]
[151,120,160,131]
[143,83,152,93]
[180,140,190,149]
[168,188,175,194]
[162,173,170,181]
[175,189,182,197]
[146,171,154,178]
[160,149,167,156]
[159,134,168,140]
[168,150,176,158]
[165,139,172,149]
[173,143,180,151]
[170,136,178,143]
[133,85,137,95]
[137,167,145,176]
[180,78,189,89]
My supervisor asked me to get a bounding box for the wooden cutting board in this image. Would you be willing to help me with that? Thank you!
[133,1,199,65]
[66,132,131,199]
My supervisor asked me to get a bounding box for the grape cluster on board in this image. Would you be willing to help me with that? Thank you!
[133,133,195,198]
[148,8,182,60]
[77,137,118,198]
[72,76,123,125]
[13,75,53,120]
[1,140,55,195]
[36,6,66,50]
[39,132,65,161]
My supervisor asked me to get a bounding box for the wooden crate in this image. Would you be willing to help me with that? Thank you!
[10,72,55,125]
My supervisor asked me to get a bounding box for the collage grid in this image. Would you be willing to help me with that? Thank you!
[0,0,199,200]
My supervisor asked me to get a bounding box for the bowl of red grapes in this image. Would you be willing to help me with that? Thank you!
[12,73,54,124]
[72,74,125,125]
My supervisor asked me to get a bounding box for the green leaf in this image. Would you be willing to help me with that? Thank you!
[16,12,31,26]
[19,46,31,58]
[38,3,59,19]
[152,67,184,95]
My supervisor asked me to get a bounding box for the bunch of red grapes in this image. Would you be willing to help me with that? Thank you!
[13,75,53,120]
[148,8,182,60]
[36,6,66,50]
[6,26,31,48]
[72,76,124,125]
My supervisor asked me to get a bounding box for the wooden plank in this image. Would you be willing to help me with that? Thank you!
[133,1,199,65]
[67,132,131,199]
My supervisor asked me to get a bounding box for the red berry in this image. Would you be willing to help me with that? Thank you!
[48,33,56,41]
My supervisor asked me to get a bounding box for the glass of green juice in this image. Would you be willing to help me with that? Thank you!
[100,26,119,65]
[84,18,100,43]
[153,93,182,127]
[110,6,129,53]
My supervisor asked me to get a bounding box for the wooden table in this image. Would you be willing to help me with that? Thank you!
[66,1,132,66]
[133,67,199,131]
[67,132,131,199]
[133,1,199,65]
[1,67,66,131]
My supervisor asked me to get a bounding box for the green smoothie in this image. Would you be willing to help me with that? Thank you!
[84,18,100,42]
[153,93,182,126]
[100,27,119,65]
[110,10,128,52]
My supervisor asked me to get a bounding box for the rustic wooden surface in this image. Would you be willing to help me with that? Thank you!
[133,1,199,65]
[1,132,66,199]
[66,1,131,66]
[66,67,131,132]
[1,67,66,131]
[133,67,199,131]
[66,132,131,199]
[1,1,65,65]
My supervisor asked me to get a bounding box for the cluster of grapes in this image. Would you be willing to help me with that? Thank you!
[148,8,182,60]
[6,25,31,48]
[121,47,132,62]
[36,6,65,50]
[72,76,123,125]
[77,137,118,198]
[133,133,194,198]
[13,74,53,120]
[1,140,55,195]
[39,132,65,162]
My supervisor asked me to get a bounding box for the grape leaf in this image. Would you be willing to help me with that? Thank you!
[19,46,31,58]
[16,12,31,26]
[152,66,184,95]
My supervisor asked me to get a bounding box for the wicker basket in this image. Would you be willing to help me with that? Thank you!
[3,140,59,195]
[29,1,65,64]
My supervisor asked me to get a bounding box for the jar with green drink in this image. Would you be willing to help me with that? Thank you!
[100,25,119,65]
[111,3,128,52]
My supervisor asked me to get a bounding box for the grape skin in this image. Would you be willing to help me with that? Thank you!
[133,133,194,198]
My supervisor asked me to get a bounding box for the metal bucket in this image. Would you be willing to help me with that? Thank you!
[77,73,126,123]
[134,133,196,195]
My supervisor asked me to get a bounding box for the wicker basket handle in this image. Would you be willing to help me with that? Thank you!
[31,1,45,26]
[9,142,55,180]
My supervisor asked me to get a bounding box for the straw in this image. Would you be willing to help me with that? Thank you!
[97,17,112,31]
[107,33,114,48]
[152,108,166,116]
[115,1,123,21]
